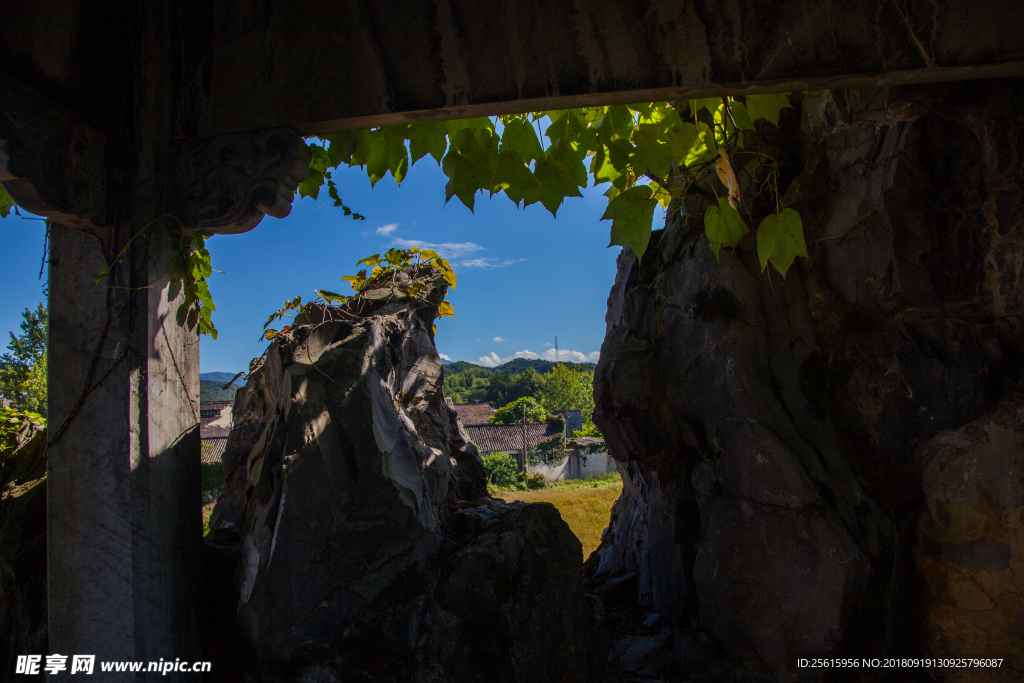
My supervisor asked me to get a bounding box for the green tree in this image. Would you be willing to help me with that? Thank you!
[489,396,547,425]
[542,363,595,424]
[0,304,48,416]
[573,423,603,438]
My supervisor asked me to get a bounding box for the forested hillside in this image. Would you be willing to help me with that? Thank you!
[443,359,595,408]
[200,380,239,402]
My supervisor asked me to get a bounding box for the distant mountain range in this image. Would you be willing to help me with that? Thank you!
[199,372,244,402]
[200,372,242,382]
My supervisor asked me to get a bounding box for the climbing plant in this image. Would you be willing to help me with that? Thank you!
[308,94,805,271]
[0,407,45,457]
[1,95,807,340]
[262,247,457,340]
[0,184,14,218]
[169,232,218,338]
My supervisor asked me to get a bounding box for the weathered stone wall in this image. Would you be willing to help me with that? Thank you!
[587,79,1024,682]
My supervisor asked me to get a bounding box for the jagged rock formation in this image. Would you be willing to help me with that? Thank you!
[0,418,47,681]
[205,267,612,682]
[916,397,1024,683]
[588,79,1024,682]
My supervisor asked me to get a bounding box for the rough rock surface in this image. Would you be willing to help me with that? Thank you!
[0,419,47,681]
[206,267,612,682]
[587,79,1024,682]
[916,397,1024,682]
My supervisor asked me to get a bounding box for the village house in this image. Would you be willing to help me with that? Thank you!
[200,400,233,464]
[450,402,614,481]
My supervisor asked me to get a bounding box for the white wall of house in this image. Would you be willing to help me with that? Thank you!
[527,449,614,482]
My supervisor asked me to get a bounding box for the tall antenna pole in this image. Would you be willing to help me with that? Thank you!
[555,336,559,363]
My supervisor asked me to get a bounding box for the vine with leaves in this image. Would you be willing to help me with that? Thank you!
[1,94,807,341]
[304,94,805,272]
[262,246,457,340]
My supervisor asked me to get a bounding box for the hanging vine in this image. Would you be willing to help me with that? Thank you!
[1,94,806,339]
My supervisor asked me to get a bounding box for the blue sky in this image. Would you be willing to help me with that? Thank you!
[2,156,657,374]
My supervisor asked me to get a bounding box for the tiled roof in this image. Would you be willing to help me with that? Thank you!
[452,403,495,426]
[465,422,562,454]
[201,438,227,463]
[201,423,232,439]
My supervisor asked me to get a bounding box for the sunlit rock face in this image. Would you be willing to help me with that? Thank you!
[588,79,1024,682]
[205,267,612,682]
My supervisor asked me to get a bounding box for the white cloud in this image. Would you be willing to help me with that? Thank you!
[391,238,484,259]
[376,223,398,236]
[439,352,451,361]
[458,257,526,269]
[541,342,551,347]
[493,336,505,342]
[539,348,601,363]
[471,349,600,368]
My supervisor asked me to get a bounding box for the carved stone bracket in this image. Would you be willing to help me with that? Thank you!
[177,128,311,235]
[0,75,107,229]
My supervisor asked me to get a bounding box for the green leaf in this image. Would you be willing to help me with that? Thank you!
[590,144,623,185]
[533,155,583,216]
[325,130,371,167]
[650,182,673,209]
[442,128,499,211]
[547,139,588,189]
[683,122,716,166]
[309,143,331,173]
[545,109,583,147]
[501,117,544,163]
[689,98,720,117]
[0,184,13,218]
[603,185,657,259]
[298,166,324,200]
[595,105,635,143]
[447,117,495,135]
[407,122,448,163]
[729,101,756,131]
[629,128,672,181]
[491,148,543,207]
[704,197,749,258]
[757,208,806,277]
[745,93,792,127]
[366,127,410,186]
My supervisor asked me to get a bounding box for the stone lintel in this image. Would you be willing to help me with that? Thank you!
[203,0,1024,136]
[293,61,1024,135]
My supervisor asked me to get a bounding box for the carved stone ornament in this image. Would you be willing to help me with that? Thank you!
[177,128,312,235]
[0,75,107,229]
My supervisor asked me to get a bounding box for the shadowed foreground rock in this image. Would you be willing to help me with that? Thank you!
[0,418,47,682]
[205,267,612,682]
[587,79,1024,683]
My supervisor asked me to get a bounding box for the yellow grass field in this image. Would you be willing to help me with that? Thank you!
[201,476,625,559]
[497,481,623,558]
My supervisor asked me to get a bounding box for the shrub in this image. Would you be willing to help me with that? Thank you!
[525,472,548,490]
[489,396,548,425]
[482,452,518,488]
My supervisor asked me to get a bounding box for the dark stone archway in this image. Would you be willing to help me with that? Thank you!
[1,1,1023,678]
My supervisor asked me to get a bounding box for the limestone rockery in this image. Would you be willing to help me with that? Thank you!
[588,80,1024,683]
[204,267,612,682]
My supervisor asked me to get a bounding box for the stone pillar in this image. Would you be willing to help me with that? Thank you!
[2,49,308,674]
[47,220,202,674]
